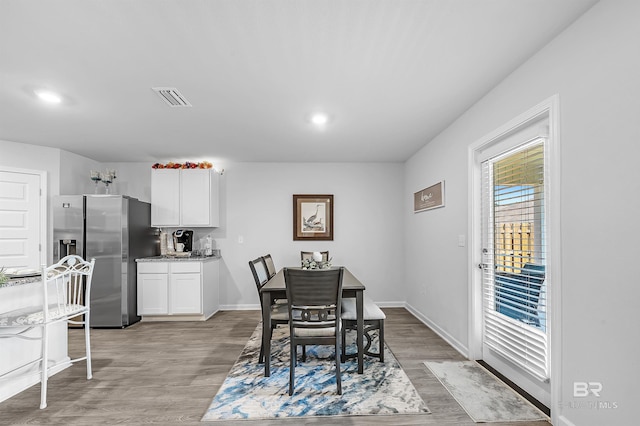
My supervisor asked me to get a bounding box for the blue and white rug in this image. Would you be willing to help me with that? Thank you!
[201,324,430,421]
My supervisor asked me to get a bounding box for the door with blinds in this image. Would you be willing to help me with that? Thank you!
[480,136,550,406]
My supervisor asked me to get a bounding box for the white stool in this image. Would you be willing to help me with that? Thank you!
[341,297,385,362]
[0,255,95,409]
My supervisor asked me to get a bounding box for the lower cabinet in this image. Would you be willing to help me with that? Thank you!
[138,272,169,315]
[137,259,219,320]
[170,271,201,314]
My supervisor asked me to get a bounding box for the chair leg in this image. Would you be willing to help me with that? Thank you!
[40,324,48,409]
[289,339,296,396]
[340,323,346,362]
[259,324,276,364]
[379,319,384,363]
[85,313,92,379]
[335,336,342,395]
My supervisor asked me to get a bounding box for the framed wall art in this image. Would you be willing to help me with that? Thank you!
[414,180,445,213]
[293,194,333,241]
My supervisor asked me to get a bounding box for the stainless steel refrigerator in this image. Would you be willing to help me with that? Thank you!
[53,195,158,328]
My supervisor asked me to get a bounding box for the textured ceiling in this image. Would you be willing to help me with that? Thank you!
[0,0,598,163]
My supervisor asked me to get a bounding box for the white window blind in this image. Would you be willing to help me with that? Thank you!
[481,140,548,381]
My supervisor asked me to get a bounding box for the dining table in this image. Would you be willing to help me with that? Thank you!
[260,266,366,376]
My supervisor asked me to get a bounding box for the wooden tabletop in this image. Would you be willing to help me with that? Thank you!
[261,267,366,292]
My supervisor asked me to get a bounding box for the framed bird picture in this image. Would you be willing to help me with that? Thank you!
[293,194,334,241]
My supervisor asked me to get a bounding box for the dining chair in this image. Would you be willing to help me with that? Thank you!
[0,255,96,409]
[284,267,344,396]
[249,256,289,363]
[262,254,277,279]
[300,251,330,262]
[341,297,385,362]
[262,253,287,306]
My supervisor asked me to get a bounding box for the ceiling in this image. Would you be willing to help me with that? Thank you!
[0,0,598,164]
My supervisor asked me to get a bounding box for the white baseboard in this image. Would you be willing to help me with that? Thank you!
[374,301,406,308]
[219,304,260,311]
[404,302,469,358]
[556,414,576,426]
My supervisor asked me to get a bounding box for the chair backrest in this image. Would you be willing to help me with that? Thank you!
[43,255,95,321]
[300,251,330,262]
[262,254,276,278]
[248,257,270,291]
[284,267,344,329]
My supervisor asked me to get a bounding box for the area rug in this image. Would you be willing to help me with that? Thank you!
[201,324,430,421]
[423,360,548,423]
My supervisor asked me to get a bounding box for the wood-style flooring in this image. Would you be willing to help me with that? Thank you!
[0,308,550,425]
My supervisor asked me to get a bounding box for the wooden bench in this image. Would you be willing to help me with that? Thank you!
[341,297,385,362]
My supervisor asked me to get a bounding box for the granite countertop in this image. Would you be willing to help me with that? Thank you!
[136,254,221,262]
[0,275,41,289]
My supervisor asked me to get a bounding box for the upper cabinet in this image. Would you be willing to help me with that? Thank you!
[151,169,219,227]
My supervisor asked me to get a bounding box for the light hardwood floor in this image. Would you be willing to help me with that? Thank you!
[0,308,549,425]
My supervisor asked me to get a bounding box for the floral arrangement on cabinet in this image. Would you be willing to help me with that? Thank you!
[152,161,213,169]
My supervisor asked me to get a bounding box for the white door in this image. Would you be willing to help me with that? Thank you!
[0,170,44,269]
[480,139,550,407]
[470,97,559,414]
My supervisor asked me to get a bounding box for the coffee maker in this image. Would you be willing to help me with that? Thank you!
[172,229,194,252]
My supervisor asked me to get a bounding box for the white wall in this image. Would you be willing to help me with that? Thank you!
[212,162,405,309]
[404,1,639,425]
[0,139,61,198]
[59,150,100,195]
[103,162,154,202]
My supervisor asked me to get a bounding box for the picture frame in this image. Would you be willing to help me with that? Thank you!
[414,180,445,213]
[293,194,334,241]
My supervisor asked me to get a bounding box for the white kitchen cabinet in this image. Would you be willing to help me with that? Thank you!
[151,169,219,227]
[150,169,180,226]
[169,262,202,314]
[137,263,169,315]
[137,259,219,321]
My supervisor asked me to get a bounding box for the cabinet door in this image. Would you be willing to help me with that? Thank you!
[138,273,169,315]
[169,273,202,314]
[151,169,180,226]
[180,169,211,226]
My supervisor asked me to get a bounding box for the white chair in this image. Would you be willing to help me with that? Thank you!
[0,255,95,409]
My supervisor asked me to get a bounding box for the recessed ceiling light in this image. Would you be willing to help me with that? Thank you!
[310,112,330,128]
[35,90,62,104]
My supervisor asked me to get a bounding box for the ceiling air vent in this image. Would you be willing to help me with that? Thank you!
[152,87,192,107]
